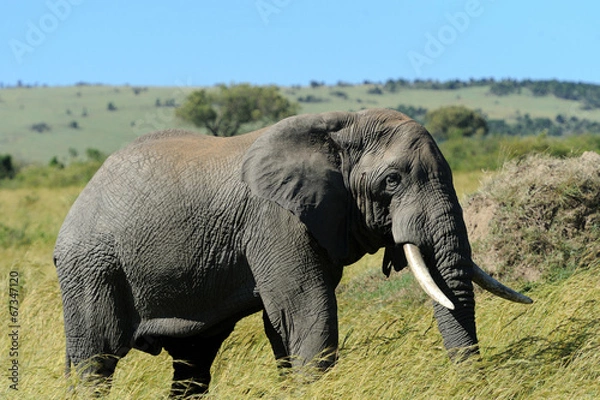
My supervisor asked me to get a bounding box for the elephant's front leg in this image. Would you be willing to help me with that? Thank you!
[263,310,292,370]
[259,276,339,372]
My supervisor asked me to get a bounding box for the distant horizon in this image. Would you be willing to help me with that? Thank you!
[4,76,600,89]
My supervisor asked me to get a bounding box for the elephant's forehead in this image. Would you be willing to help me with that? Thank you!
[380,137,426,165]
[353,121,441,173]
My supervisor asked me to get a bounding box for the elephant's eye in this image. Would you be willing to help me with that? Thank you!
[385,173,401,191]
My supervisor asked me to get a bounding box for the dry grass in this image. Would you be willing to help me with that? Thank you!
[465,152,600,283]
[1,163,599,398]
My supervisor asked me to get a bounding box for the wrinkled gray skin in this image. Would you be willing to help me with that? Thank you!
[55,109,478,396]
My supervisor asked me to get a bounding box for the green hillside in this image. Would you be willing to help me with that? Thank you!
[285,84,600,121]
[1,81,600,164]
[0,85,200,164]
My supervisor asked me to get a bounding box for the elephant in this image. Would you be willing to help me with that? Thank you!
[54,108,532,397]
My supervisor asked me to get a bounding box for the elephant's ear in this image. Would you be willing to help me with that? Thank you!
[242,112,354,262]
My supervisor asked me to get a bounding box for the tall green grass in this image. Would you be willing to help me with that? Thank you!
[1,169,599,398]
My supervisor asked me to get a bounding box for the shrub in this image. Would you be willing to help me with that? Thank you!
[367,86,383,95]
[30,122,51,133]
[0,154,16,179]
[425,106,488,140]
[464,152,600,283]
[330,90,348,99]
[85,148,106,162]
[297,95,328,103]
[49,156,65,169]
[132,87,147,95]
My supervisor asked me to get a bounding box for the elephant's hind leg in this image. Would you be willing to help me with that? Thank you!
[58,256,134,394]
[162,325,235,398]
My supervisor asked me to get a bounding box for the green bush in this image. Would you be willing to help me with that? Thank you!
[30,122,51,133]
[425,105,488,140]
[0,154,16,180]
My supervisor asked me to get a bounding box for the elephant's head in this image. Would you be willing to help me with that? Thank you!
[242,108,531,360]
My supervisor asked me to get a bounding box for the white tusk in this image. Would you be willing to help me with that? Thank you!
[472,263,533,304]
[403,244,455,310]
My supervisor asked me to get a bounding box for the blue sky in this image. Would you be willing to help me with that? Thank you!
[2,0,599,87]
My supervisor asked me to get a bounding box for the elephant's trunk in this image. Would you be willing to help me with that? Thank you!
[403,243,479,359]
[425,227,479,359]
[395,193,531,360]
[391,200,479,357]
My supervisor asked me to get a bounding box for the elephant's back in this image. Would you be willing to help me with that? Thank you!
[55,128,265,261]
[128,128,263,159]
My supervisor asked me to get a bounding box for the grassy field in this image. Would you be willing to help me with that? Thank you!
[1,82,599,398]
[1,169,598,399]
[3,83,600,164]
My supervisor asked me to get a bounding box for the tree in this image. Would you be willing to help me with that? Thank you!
[425,105,488,141]
[176,84,299,137]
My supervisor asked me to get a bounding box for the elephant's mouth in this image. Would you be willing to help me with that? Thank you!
[402,243,533,309]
